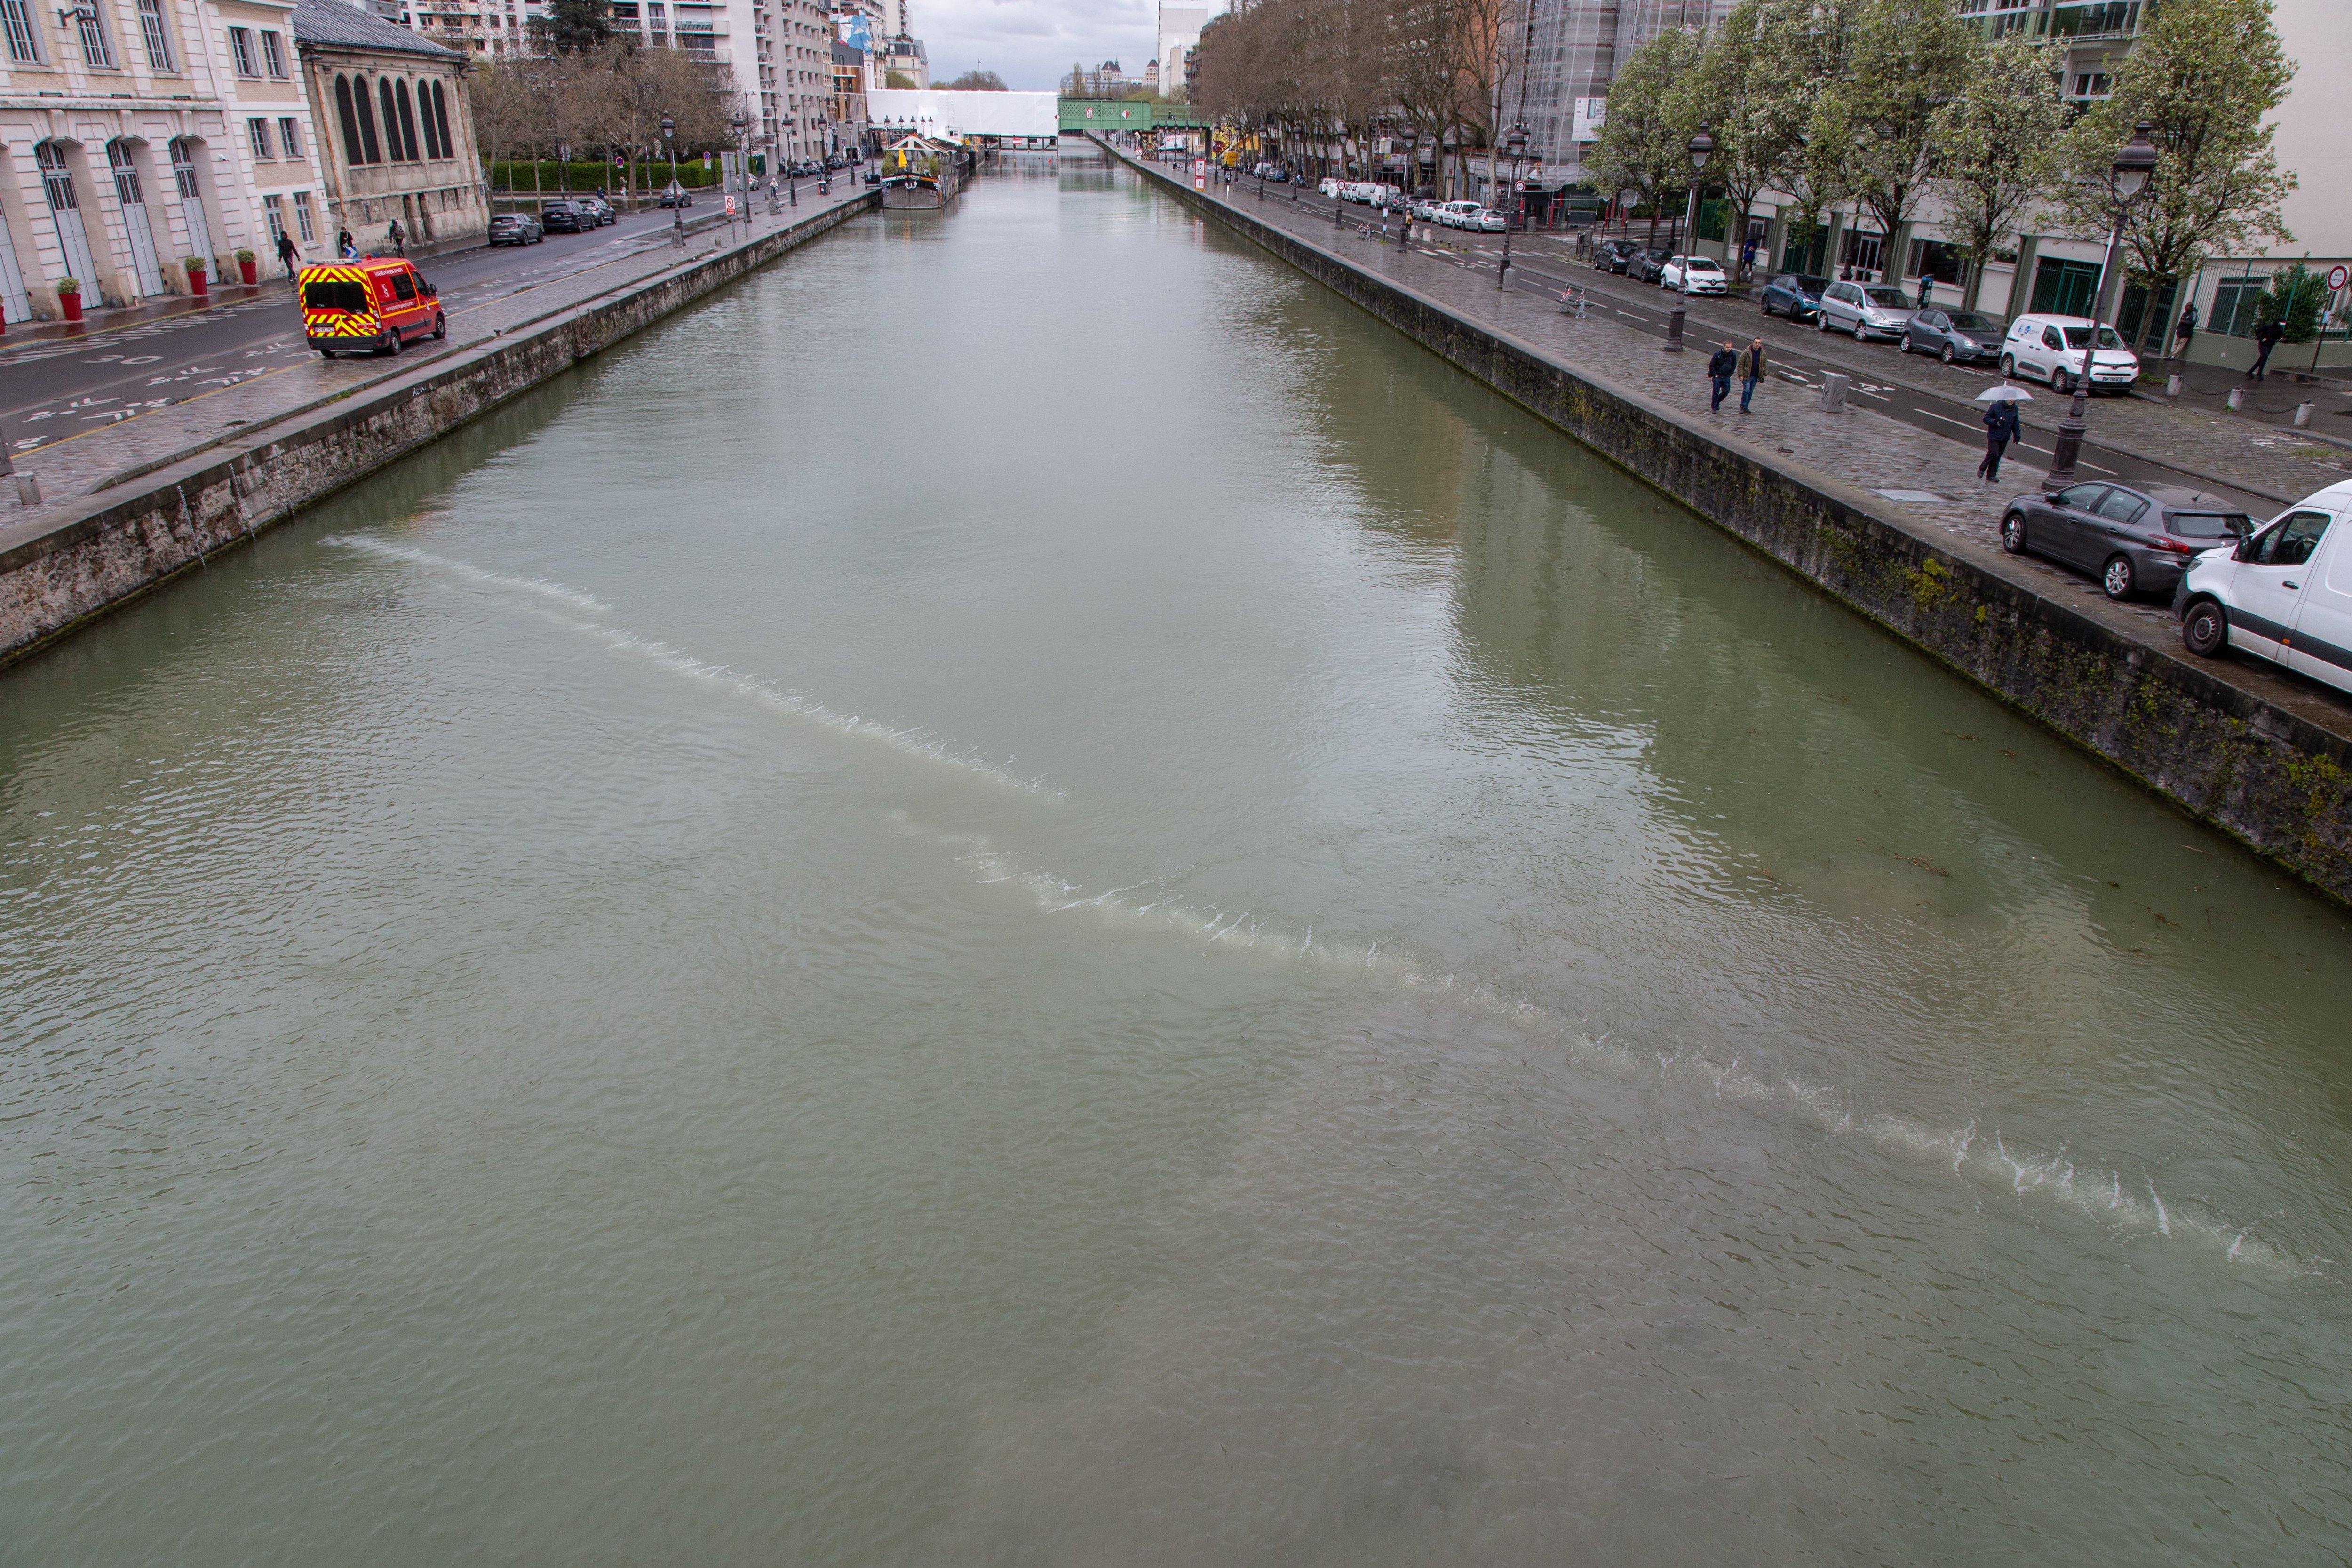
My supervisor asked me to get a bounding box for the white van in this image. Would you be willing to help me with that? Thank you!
[2001,313,2142,395]
[2177,478,2352,695]
[1438,200,1483,229]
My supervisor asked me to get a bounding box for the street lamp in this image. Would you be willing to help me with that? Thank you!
[660,112,675,187]
[730,108,747,232]
[1496,121,1530,289]
[1663,126,1715,352]
[2045,120,2158,489]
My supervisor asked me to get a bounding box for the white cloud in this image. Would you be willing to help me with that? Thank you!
[912,0,1208,90]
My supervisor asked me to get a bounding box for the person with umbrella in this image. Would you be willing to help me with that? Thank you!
[1977,384,2027,483]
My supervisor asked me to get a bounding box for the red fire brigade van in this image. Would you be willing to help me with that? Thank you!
[298,256,445,358]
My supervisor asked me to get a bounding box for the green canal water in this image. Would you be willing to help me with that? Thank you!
[6,156,2352,1565]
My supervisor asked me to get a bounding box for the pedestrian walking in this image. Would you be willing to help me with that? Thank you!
[1915,273,1934,310]
[1708,341,1740,414]
[1740,337,1767,414]
[2173,302,2198,358]
[386,218,405,257]
[2251,316,2283,379]
[1978,397,2020,482]
[275,228,299,278]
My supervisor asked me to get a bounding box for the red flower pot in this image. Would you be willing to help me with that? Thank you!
[59,292,83,322]
[189,270,208,297]
[238,258,259,286]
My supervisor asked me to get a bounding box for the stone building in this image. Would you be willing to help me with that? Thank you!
[1,0,325,318]
[290,0,482,253]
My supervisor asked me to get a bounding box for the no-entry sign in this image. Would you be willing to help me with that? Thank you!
[2330,264,2350,293]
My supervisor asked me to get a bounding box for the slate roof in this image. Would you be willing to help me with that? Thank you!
[291,0,466,62]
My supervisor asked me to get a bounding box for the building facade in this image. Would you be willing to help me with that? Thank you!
[1156,4,1204,102]
[1,0,326,318]
[291,0,482,255]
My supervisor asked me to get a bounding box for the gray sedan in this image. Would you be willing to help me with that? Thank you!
[1818,280,1919,342]
[1902,308,2004,365]
[2000,481,2253,600]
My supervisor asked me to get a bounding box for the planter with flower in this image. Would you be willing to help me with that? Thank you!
[183,255,208,297]
[56,276,82,322]
[236,247,258,286]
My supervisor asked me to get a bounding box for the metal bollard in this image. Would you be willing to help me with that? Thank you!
[2296,401,2314,427]
[2166,373,2182,397]
[2226,385,2244,411]
[1820,372,1850,414]
[14,473,40,506]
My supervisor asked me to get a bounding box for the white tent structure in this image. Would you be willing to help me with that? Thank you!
[865,90,1059,142]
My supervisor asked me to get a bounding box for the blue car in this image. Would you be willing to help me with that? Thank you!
[1761,272,1829,321]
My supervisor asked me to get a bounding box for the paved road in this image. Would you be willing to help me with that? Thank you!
[0,202,761,458]
[1255,181,2282,513]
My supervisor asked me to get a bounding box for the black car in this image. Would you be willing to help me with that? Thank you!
[1593,238,1641,273]
[540,200,592,233]
[572,195,616,226]
[486,212,543,246]
[1760,272,1828,320]
[2000,481,2253,600]
[1629,247,1674,284]
[1902,307,2004,365]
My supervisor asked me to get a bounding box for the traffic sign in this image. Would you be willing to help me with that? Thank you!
[725,194,737,216]
[2330,264,2349,293]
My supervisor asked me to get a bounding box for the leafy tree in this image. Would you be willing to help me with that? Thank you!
[885,69,920,89]
[941,69,1007,90]
[1691,0,1814,279]
[2255,262,2326,343]
[1928,34,2067,311]
[1584,26,1703,244]
[529,0,612,54]
[1828,0,1970,264]
[2055,0,2296,352]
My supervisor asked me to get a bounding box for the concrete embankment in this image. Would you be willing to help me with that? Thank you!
[1111,143,2352,905]
[0,193,877,671]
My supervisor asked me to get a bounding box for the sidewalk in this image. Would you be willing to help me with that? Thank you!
[3,192,862,508]
[0,277,284,353]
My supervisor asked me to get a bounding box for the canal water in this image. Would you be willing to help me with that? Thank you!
[6,156,2352,1565]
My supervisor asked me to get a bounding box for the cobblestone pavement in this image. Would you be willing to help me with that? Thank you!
[3,187,872,509]
[1164,162,2352,734]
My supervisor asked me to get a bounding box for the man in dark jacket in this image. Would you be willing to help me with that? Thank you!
[1708,341,1740,413]
[1979,397,2021,482]
[1740,338,1767,413]
[2251,316,2284,379]
[2174,302,2198,359]
[275,228,298,279]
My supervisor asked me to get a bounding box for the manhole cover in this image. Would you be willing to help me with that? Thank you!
[1874,488,1955,504]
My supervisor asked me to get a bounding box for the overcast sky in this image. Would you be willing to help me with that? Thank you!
[914,0,1210,91]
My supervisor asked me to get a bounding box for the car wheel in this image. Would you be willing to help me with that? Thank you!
[1899,335,1913,353]
[2001,512,2028,555]
[2102,554,2136,599]
[318,348,335,359]
[1941,343,1956,366]
[2001,354,2016,378]
[432,312,446,341]
[2051,368,2072,394]
[381,329,400,357]
[1818,312,1831,333]
[2183,598,2229,657]
[1762,301,1775,316]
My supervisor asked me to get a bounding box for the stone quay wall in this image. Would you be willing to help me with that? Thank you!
[1115,145,2352,905]
[0,192,878,671]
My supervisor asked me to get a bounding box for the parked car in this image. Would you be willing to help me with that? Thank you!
[1818,279,1919,340]
[1435,200,1482,228]
[1759,272,1828,319]
[1659,255,1727,294]
[1629,247,1674,284]
[1319,177,1343,198]
[1594,238,1642,273]
[1903,307,2004,364]
[2177,481,2352,694]
[657,184,694,208]
[825,154,846,171]
[572,195,616,226]
[539,199,593,233]
[2000,313,2141,394]
[1412,196,1446,223]
[2002,481,2253,600]
[486,212,543,247]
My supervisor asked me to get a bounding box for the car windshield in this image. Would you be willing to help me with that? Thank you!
[1947,312,1997,331]
[2062,326,2126,349]
[1685,258,1720,271]
[1861,287,1911,307]
[2168,511,2253,539]
[1794,276,1828,292]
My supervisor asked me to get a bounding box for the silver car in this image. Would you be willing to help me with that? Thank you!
[1818,280,1919,342]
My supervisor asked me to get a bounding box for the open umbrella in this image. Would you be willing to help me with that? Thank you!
[1976,384,2032,402]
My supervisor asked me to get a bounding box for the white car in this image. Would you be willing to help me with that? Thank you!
[1410,196,1446,223]
[2001,312,2142,395]
[1660,255,1727,294]
[2177,479,2352,696]
[1318,177,1343,198]
[1437,200,1482,229]
[1474,207,1508,232]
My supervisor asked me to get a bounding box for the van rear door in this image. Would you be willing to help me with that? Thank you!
[2285,510,2352,693]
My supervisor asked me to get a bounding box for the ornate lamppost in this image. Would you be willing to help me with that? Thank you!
[1663,126,1715,352]
[1495,121,1529,289]
[2044,121,2158,488]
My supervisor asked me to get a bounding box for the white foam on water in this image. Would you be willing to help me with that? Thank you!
[321,534,1061,799]
[929,829,2319,1277]
[321,535,612,614]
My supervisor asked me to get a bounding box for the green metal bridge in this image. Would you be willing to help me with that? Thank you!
[1057,100,1212,135]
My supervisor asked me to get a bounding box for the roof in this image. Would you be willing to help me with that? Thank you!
[291,0,465,62]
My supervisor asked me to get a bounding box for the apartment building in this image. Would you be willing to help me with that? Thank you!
[2,0,325,319]
[293,0,481,253]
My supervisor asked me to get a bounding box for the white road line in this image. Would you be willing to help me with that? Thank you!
[1920,410,1979,431]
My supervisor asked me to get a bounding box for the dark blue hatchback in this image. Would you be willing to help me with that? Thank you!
[1760,273,1829,321]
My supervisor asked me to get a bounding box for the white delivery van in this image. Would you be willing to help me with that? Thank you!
[2177,478,2352,695]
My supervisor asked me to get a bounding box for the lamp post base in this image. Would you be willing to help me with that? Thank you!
[2043,388,2089,488]
[1664,300,1687,351]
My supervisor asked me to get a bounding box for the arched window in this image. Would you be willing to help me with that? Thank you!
[417,80,440,159]
[353,75,381,164]
[334,74,365,167]
[431,80,453,160]
[393,79,419,162]
[377,78,401,159]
